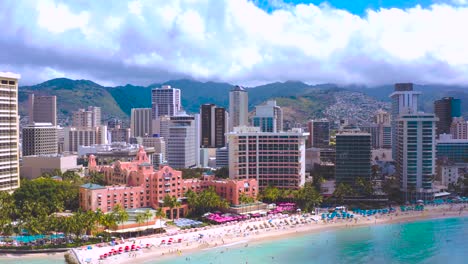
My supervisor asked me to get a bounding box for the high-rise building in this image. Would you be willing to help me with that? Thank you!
[360,110,392,149]
[151,85,181,118]
[436,134,468,163]
[72,106,101,128]
[166,115,197,168]
[215,147,229,168]
[390,83,421,159]
[200,104,228,148]
[434,97,462,136]
[395,113,437,201]
[335,131,371,186]
[306,119,330,148]
[63,126,107,153]
[130,108,153,137]
[450,117,468,139]
[107,118,122,129]
[142,135,166,163]
[229,85,248,131]
[28,94,57,126]
[374,109,391,125]
[252,100,283,132]
[0,72,20,191]
[227,126,308,189]
[109,126,131,143]
[22,123,58,156]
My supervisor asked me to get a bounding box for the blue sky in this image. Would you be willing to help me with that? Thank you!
[1,0,468,86]
[256,0,440,14]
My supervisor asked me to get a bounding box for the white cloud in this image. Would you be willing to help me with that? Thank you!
[36,0,89,34]
[2,0,468,86]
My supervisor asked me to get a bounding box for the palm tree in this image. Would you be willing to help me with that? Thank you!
[112,205,129,230]
[135,213,145,236]
[143,209,153,227]
[163,195,176,220]
[155,208,165,229]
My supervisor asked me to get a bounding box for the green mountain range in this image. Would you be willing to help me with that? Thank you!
[18,78,467,125]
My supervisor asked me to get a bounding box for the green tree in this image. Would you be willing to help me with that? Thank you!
[87,171,106,185]
[144,209,153,227]
[13,178,79,214]
[112,205,129,230]
[333,183,355,204]
[260,185,280,203]
[0,191,15,235]
[214,167,229,179]
[163,195,177,219]
[135,213,145,233]
[239,193,255,204]
[355,177,374,197]
[294,183,323,212]
[185,187,228,216]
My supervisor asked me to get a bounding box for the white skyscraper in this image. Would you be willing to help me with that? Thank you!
[390,83,421,159]
[395,113,437,201]
[0,72,20,191]
[252,100,283,132]
[166,114,197,168]
[229,85,248,132]
[151,85,181,118]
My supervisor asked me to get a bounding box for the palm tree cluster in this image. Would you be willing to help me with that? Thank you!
[259,183,323,212]
[185,187,229,217]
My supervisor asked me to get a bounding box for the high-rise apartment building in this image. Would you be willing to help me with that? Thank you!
[229,86,248,131]
[450,117,468,139]
[434,97,462,136]
[166,115,198,168]
[151,85,181,118]
[396,113,437,200]
[390,83,421,159]
[72,106,101,128]
[227,126,308,189]
[130,108,153,138]
[335,131,371,186]
[306,119,330,148]
[28,94,57,126]
[200,104,228,148]
[252,100,283,132]
[22,123,58,156]
[0,72,20,191]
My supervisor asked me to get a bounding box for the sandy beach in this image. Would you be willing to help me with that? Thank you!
[71,204,468,264]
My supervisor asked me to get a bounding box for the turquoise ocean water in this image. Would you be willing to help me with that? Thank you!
[1,217,466,264]
[153,217,468,264]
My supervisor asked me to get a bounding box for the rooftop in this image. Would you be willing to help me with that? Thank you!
[231,85,246,92]
[80,183,106,190]
[0,72,21,79]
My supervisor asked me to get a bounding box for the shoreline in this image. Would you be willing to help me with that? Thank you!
[71,204,467,264]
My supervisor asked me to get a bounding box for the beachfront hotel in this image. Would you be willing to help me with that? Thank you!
[395,112,438,201]
[227,126,308,189]
[0,72,20,191]
[80,147,257,218]
[335,130,372,186]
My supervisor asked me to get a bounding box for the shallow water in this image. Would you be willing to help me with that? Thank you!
[152,217,468,264]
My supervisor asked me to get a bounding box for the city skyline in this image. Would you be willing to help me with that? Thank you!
[2,0,468,87]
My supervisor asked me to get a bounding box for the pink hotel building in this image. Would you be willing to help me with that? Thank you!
[80,147,257,218]
[227,126,308,189]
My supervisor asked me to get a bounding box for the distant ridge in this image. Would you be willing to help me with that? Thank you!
[19,78,468,124]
